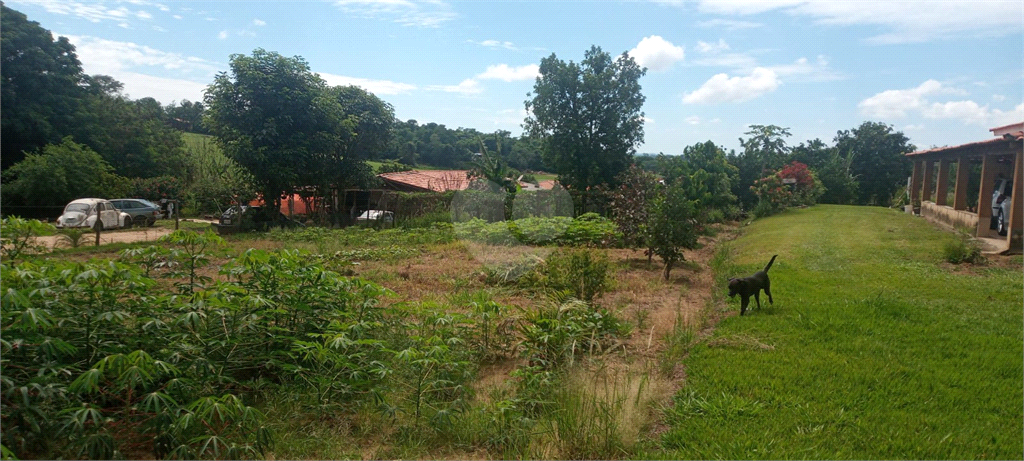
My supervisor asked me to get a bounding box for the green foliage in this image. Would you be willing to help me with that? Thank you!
[731,125,793,208]
[204,49,345,212]
[204,49,391,213]
[518,299,625,370]
[660,142,740,216]
[539,248,611,304]
[129,175,185,202]
[942,230,986,264]
[835,121,915,206]
[610,165,659,252]
[56,228,88,249]
[71,93,188,179]
[0,138,126,208]
[179,133,257,215]
[525,45,646,193]
[1,4,87,169]
[791,139,859,205]
[0,217,55,262]
[377,160,413,173]
[752,161,825,217]
[385,304,474,430]
[454,215,620,247]
[648,184,700,280]
[1,244,408,459]
[158,230,227,294]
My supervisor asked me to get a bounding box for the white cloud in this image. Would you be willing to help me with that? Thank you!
[684,116,701,125]
[318,73,418,95]
[173,15,182,19]
[692,51,759,70]
[333,0,457,27]
[429,78,483,95]
[922,100,990,124]
[768,55,841,82]
[683,67,780,104]
[15,0,167,26]
[992,94,1006,102]
[63,34,223,76]
[692,0,1023,44]
[476,64,539,82]
[253,19,267,26]
[696,18,763,30]
[858,79,950,118]
[218,30,228,40]
[468,39,517,50]
[695,39,730,54]
[628,35,685,72]
[859,80,1024,126]
[111,72,208,104]
[54,34,214,104]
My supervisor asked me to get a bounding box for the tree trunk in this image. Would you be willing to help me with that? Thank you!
[663,258,673,280]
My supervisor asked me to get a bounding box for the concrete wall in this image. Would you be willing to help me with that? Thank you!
[921,201,979,231]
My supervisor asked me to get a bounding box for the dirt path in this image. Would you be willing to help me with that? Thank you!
[33,227,176,250]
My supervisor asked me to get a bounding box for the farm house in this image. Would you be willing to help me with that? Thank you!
[906,122,1023,254]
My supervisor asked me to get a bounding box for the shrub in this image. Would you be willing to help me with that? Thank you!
[0,216,55,262]
[130,175,185,202]
[943,231,986,264]
[454,215,621,247]
[752,161,825,217]
[648,185,700,280]
[518,299,625,370]
[541,248,611,304]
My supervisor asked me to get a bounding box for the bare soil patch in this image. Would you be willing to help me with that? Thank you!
[33,227,174,250]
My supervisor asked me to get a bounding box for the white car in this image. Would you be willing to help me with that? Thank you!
[56,198,131,229]
[991,178,1014,236]
[356,210,394,226]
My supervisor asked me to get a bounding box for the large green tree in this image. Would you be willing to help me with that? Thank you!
[730,125,792,208]
[835,121,915,206]
[321,85,395,190]
[1,137,125,208]
[524,45,647,198]
[71,82,187,178]
[791,138,859,205]
[660,141,739,216]
[1,3,88,169]
[204,49,349,213]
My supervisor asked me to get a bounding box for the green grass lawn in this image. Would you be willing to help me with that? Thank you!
[652,205,1023,460]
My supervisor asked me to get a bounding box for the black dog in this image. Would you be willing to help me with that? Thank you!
[728,255,777,315]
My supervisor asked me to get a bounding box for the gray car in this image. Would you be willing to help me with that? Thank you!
[109,198,162,227]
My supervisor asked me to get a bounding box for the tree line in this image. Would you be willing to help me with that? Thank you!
[1,2,915,221]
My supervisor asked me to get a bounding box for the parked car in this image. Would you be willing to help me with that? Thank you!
[991,178,1014,236]
[356,210,394,227]
[55,198,131,229]
[213,205,304,234]
[109,198,162,227]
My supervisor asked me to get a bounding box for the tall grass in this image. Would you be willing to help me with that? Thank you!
[651,205,1023,459]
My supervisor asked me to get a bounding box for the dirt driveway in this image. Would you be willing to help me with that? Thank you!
[34,227,176,250]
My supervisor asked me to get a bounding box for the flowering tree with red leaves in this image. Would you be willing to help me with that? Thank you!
[752,161,824,217]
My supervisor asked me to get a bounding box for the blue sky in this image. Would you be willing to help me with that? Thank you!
[8,0,1024,154]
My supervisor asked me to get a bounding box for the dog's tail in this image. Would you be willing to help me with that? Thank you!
[763,254,778,273]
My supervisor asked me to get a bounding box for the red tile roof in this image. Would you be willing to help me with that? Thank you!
[379,170,472,192]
